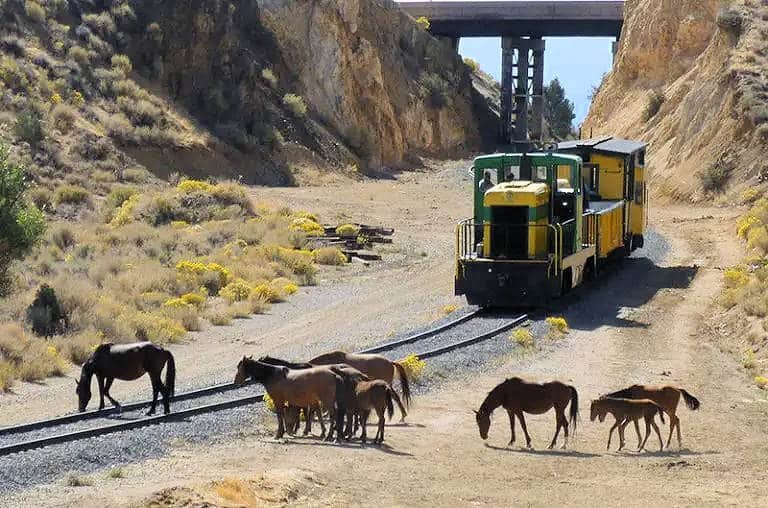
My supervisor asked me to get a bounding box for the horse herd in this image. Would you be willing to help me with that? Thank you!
[75,341,701,450]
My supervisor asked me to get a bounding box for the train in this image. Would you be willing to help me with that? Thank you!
[455,136,648,307]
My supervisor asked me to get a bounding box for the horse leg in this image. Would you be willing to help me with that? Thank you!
[633,419,642,449]
[639,418,651,451]
[651,418,663,451]
[506,409,516,446]
[618,419,629,451]
[665,412,676,449]
[360,410,369,444]
[548,410,563,450]
[517,412,532,448]
[96,374,106,411]
[103,378,122,412]
[147,372,161,416]
[560,412,570,450]
[607,420,620,450]
[275,403,286,439]
[376,407,385,444]
[675,415,683,449]
[317,405,326,439]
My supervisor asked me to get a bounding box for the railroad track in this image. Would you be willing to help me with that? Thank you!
[0,310,527,456]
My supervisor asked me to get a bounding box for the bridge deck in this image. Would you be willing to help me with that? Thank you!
[397,1,624,37]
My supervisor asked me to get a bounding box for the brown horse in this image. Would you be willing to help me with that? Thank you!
[309,351,411,420]
[605,385,700,448]
[590,397,665,451]
[75,342,176,415]
[352,380,395,444]
[474,377,578,449]
[234,357,346,442]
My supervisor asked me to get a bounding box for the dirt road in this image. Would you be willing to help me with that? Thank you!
[6,180,768,506]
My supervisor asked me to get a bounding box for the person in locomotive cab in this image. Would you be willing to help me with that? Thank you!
[478,171,494,194]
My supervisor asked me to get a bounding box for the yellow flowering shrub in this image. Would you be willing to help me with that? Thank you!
[282,282,299,295]
[163,297,190,309]
[50,93,62,105]
[399,354,426,381]
[252,283,280,303]
[220,279,252,303]
[755,376,768,389]
[171,220,188,229]
[180,292,205,308]
[263,392,277,412]
[131,312,186,343]
[294,211,319,222]
[110,194,140,227]
[724,267,750,288]
[176,261,231,288]
[71,90,85,107]
[313,247,347,266]
[335,224,360,238]
[737,215,760,239]
[511,328,534,348]
[442,304,458,315]
[177,179,214,193]
[290,217,324,236]
[546,317,569,334]
[415,16,430,30]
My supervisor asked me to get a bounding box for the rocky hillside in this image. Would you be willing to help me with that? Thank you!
[0,0,489,193]
[583,0,768,200]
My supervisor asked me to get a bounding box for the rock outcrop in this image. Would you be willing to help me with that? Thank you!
[583,0,767,200]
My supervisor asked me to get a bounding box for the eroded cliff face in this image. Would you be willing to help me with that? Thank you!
[257,0,485,169]
[583,0,767,200]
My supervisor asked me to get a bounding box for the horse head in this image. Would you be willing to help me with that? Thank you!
[75,374,91,413]
[589,399,604,422]
[474,409,491,440]
[234,356,252,385]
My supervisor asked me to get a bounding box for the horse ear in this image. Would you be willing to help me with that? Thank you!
[472,409,478,415]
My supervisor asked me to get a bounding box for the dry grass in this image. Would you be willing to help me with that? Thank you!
[0,323,67,388]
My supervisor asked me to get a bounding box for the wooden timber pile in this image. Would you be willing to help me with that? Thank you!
[307,224,394,261]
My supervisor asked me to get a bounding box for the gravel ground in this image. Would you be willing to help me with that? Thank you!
[0,307,532,493]
[0,229,668,494]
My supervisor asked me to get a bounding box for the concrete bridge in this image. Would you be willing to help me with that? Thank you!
[396,1,626,148]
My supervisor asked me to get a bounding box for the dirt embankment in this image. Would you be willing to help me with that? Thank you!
[583,0,768,200]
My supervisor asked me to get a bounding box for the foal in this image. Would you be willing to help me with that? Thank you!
[474,377,579,449]
[590,397,665,451]
[604,384,700,449]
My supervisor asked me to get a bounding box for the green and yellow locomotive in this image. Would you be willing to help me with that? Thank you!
[455,137,647,307]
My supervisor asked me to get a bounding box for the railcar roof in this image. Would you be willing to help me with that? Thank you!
[558,137,646,155]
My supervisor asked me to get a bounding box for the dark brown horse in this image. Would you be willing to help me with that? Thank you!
[350,379,395,444]
[474,377,578,449]
[309,351,411,420]
[604,385,700,448]
[234,357,346,442]
[75,342,176,415]
[590,397,665,451]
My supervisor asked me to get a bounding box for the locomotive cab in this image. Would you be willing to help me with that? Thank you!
[456,141,647,308]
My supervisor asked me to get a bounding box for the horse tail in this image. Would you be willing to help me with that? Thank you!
[394,362,412,409]
[680,389,700,410]
[385,387,395,420]
[164,351,176,399]
[569,385,579,436]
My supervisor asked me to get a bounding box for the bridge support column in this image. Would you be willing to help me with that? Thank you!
[499,37,545,151]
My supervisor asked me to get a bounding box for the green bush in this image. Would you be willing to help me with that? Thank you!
[26,284,68,336]
[283,94,307,117]
[25,1,46,23]
[699,159,732,193]
[54,185,90,205]
[50,103,77,133]
[105,186,139,210]
[0,144,46,294]
[111,54,133,75]
[463,57,480,73]
[261,68,278,88]
[67,46,90,67]
[420,73,449,109]
[644,89,665,121]
[14,109,44,147]
[717,7,743,37]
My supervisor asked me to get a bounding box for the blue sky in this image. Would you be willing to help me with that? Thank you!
[459,37,614,124]
[397,1,616,125]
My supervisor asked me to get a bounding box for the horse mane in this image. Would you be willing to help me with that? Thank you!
[242,358,286,383]
[603,385,639,399]
[258,355,313,369]
[480,381,509,415]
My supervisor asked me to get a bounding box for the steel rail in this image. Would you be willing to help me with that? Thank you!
[0,312,527,456]
[0,309,483,436]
